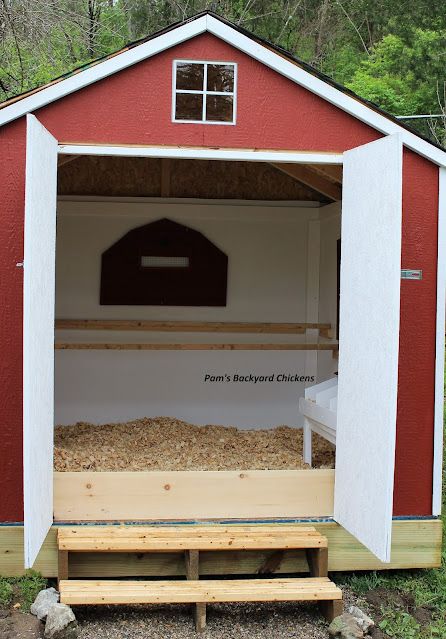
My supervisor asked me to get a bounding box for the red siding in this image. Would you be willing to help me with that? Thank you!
[0,32,439,520]
[0,118,26,522]
[394,150,439,516]
[34,34,380,151]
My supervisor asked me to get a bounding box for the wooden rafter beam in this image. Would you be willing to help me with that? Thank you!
[309,164,343,184]
[58,154,81,168]
[272,163,342,201]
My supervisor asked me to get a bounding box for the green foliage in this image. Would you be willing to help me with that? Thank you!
[379,610,421,638]
[16,571,47,611]
[0,579,14,607]
[347,29,446,116]
[0,571,47,612]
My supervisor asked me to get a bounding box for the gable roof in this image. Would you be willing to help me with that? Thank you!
[1,11,445,167]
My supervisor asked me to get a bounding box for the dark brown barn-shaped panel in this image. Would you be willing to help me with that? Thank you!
[100,218,228,306]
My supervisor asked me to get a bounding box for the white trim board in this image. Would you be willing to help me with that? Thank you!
[0,14,445,166]
[433,167,446,515]
[58,145,343,164]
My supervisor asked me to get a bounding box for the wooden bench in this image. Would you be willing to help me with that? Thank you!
[58,525,343,632]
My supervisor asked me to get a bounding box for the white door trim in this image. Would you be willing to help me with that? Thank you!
[335,134,403,562]
[433,166,446,515]
[23,114,58,567]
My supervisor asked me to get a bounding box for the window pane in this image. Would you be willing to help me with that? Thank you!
[141,256,189,268]
[206,95,233,122]
[207,64,234,92]
[176,62,204,91]
[175,93,203,120]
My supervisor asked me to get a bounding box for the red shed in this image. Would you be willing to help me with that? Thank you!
[0,12,444,584]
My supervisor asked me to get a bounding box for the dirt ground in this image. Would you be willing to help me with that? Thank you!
[54,417,335,472]
[0,607,43,639]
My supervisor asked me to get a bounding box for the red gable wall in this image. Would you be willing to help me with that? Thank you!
[0,32,438,521]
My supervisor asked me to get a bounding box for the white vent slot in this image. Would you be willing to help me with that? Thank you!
[141,256,190,268]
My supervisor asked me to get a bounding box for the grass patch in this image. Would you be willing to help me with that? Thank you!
[0,571,47,611]
[0,579,14,607]
[378,609,421,638]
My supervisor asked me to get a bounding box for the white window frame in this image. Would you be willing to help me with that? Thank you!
[172,59,237,125]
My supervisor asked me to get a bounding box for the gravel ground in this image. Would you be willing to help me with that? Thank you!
[75,602,329,639]
[54,417,335,472]
[75,590,361,639]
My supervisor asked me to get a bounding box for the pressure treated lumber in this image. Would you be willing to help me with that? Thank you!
[0,520,441,578]
[55,320,331,334]
[54,342,338,351]
[59,577,343,605]
[57,550,69,589]
[185,550,206,633]
[57,525,328,552]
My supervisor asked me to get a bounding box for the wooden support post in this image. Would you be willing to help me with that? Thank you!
[185,550,206,632]
[319,599,344,623]
[306,547,339,622]
[58,550,69,589]
[306,547,328,578]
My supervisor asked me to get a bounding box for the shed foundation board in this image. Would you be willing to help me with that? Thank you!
[53,470,335,521]
[0,520,440,578]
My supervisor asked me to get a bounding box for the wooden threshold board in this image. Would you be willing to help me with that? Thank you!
[59,577,342,605]
[55,320,331,334]
[54,342,338,351]
[53,470,335,521]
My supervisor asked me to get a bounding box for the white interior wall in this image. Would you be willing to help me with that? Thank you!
[54,198,337,428]
[317,202,341,382]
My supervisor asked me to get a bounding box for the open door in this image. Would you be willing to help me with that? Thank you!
[23,115,58,568]
[335,134,403,563]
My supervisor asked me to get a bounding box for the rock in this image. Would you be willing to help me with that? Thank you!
[370,628,388,639]
[31,588,59,621]
[348,605,375,633]
[328,613,364,638]
[44,604,78,639]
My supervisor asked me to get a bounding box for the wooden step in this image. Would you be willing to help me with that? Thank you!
[59,577,343,605]
[58,525,328,552]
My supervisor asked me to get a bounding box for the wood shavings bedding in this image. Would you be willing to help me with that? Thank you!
[53,417,335,472]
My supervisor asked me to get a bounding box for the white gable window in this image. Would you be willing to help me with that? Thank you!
[172,60,237,124]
